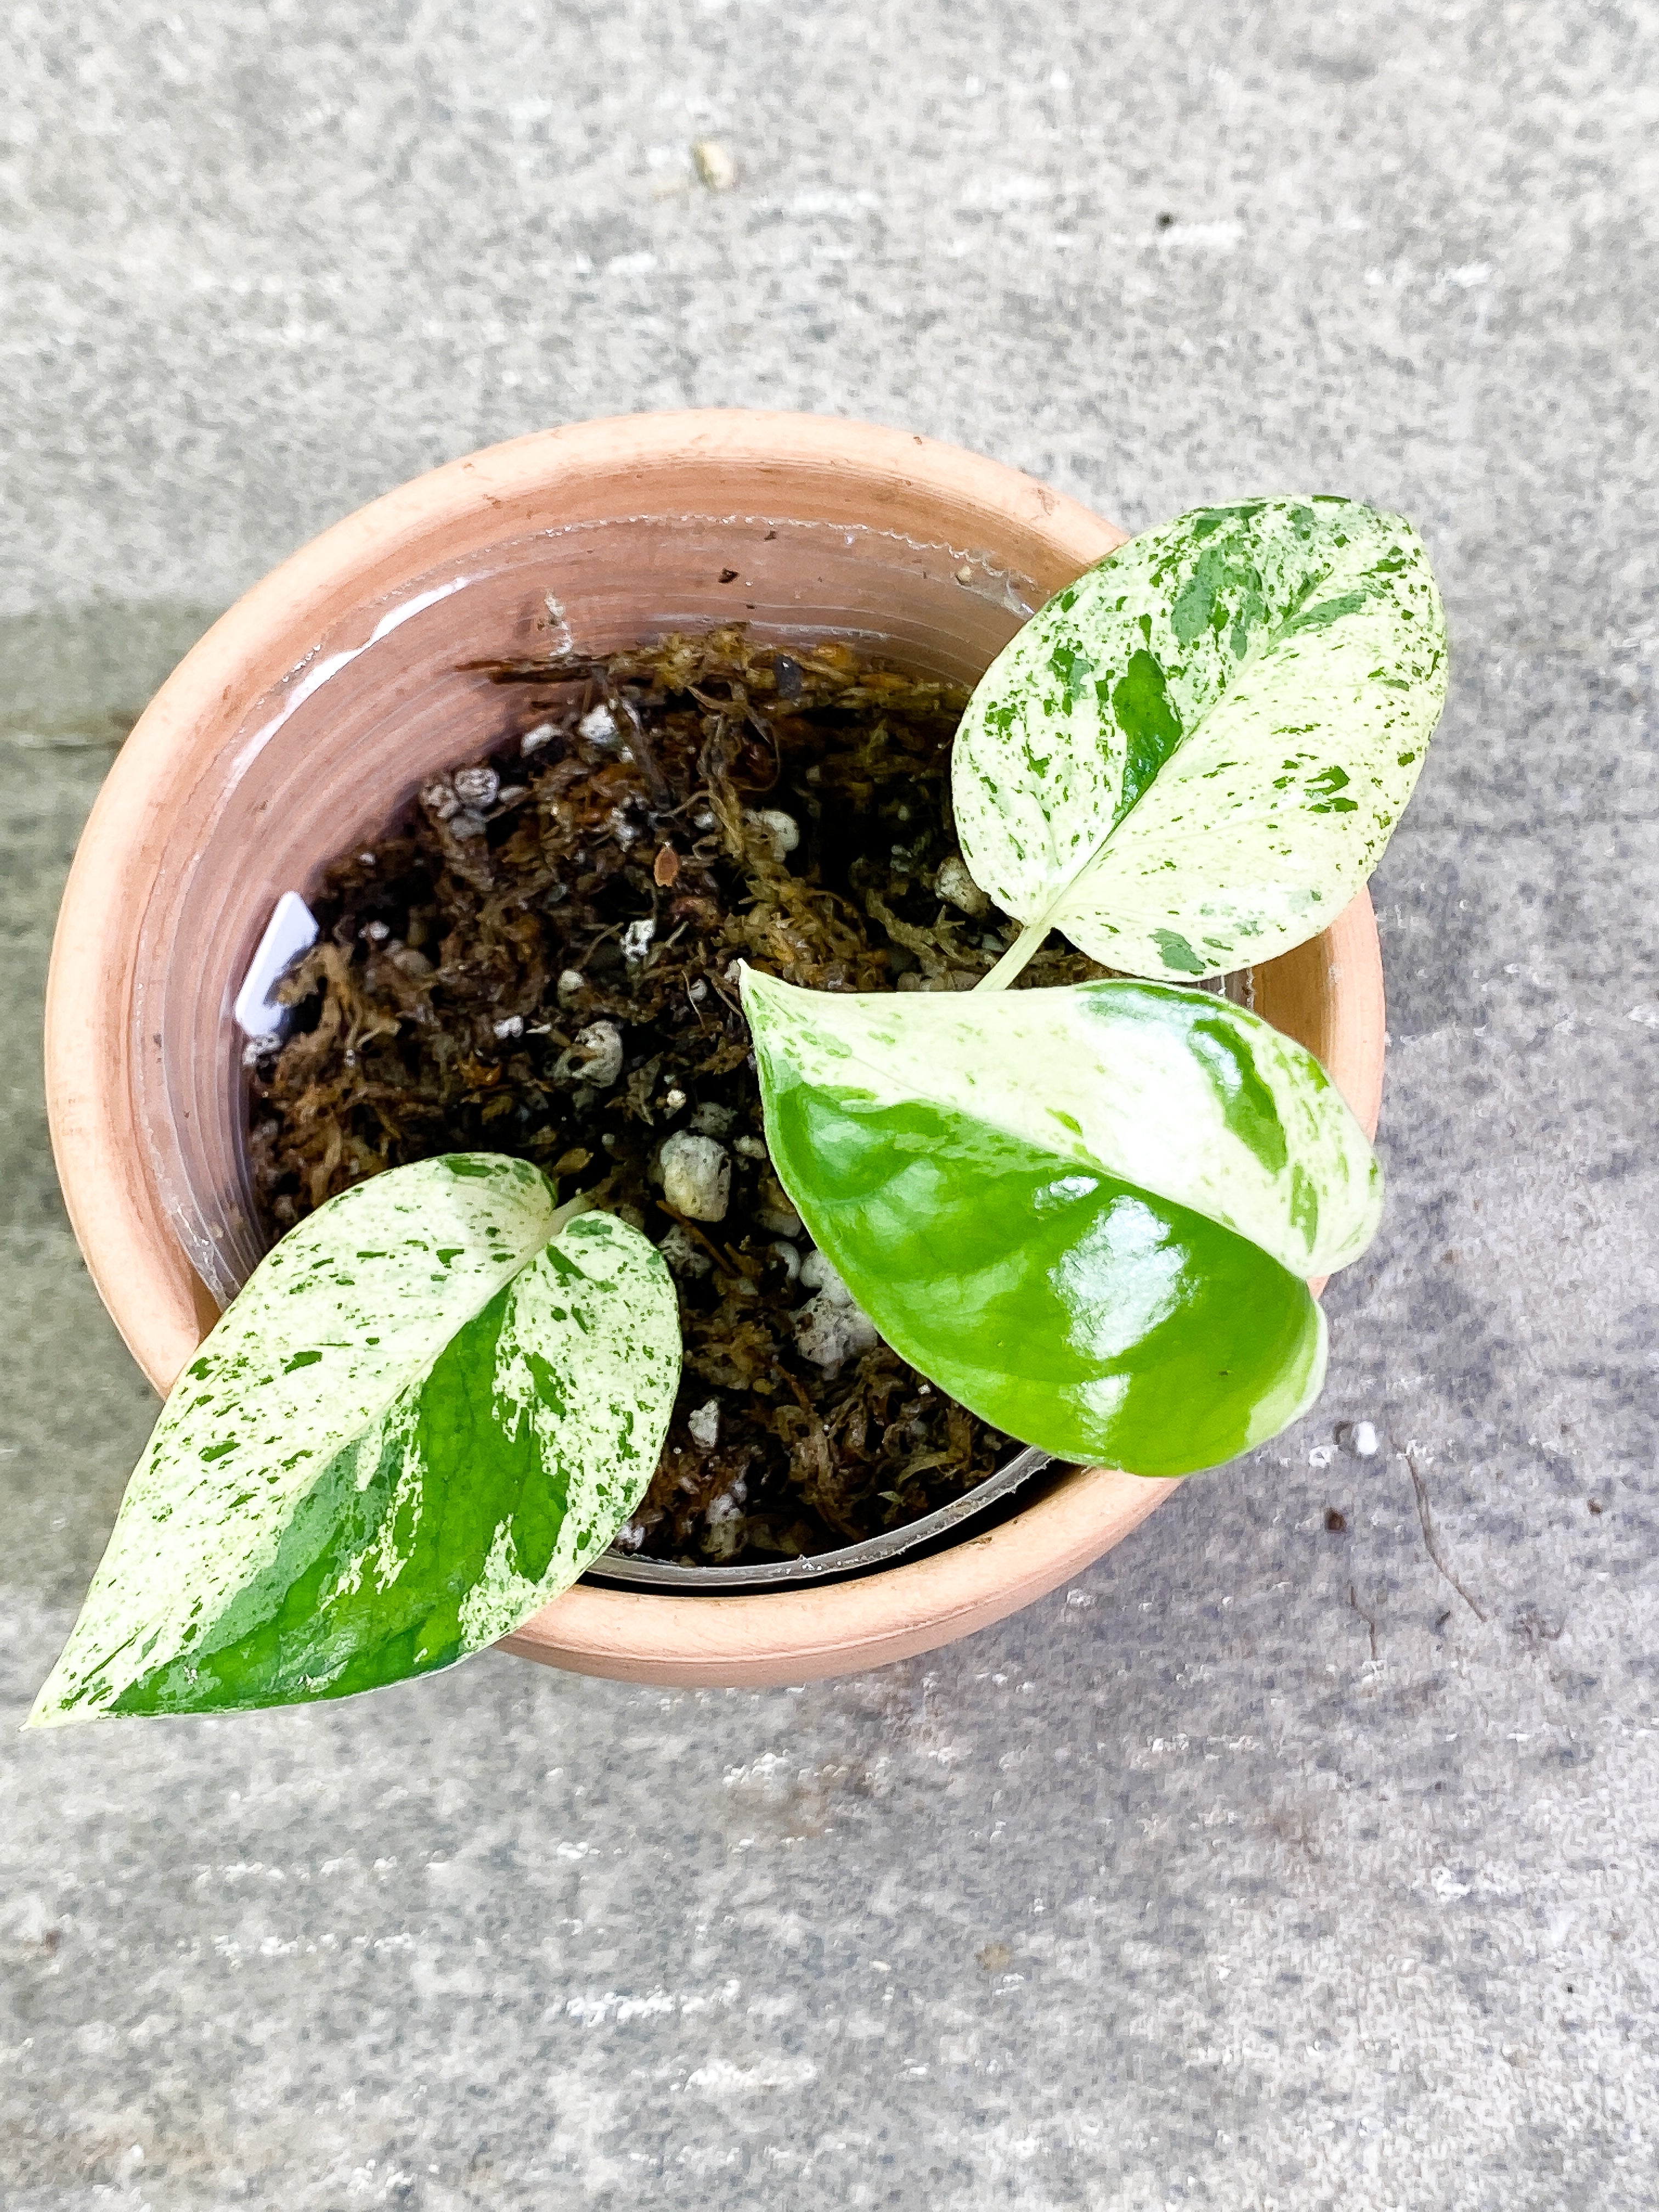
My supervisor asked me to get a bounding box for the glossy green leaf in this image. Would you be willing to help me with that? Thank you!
[953,496,1447,985]
[29,1156,679,1725]
[744,968,1384,1475]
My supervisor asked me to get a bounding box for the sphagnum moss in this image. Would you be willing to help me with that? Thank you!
[249,628,1114,1566]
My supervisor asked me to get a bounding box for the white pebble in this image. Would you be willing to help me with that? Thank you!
[769,1240,802,1283]
[608,806,641,849]
[746,808,800,861]
[420,777,460,821]
[692,137,738,191]
[755,1175,802,1237]
[799,1249,853,1302]
[687,1398,721,1449]
[936,855,989,917]
[622,916,656,965]
[579,703,619,747]
[493,1014,524,1040]
[657,1223,712,1279]
[659,1131,731,1222]
[453,765,500,809]
[558,1019,623,1088]
[557,968,585,1003]
[448,809,487,839]
[703,1483,747,1560]
[521,720,558,756]
[1352,1420,1380,1457]
[362,919,390,943]
[794,1292,881,1373]
[733,1133,768,1160]
[664,1086,687,1114]
[691,1102,735,1136]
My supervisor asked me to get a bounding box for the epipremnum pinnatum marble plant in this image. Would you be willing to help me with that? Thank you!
[31,495,1446,1726]
[745,495,1444,1479]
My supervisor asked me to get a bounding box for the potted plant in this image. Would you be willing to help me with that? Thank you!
[37,413,1427,1714]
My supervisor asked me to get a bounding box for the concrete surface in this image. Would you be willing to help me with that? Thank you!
[3,3,1656,2206]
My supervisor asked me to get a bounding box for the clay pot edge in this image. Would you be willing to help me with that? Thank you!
[42,409,1384,1689]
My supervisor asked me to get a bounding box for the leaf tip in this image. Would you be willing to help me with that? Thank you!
[21,1688,82,1732]
[735,960,781,1014]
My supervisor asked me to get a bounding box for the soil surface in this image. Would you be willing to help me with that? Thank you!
[248,627,1113,1566]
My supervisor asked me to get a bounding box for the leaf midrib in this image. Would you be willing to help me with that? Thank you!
[1050,544,1343,907]
[976,528,1359,986]
[199,1186,588,1487]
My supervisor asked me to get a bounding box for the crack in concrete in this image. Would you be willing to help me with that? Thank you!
[1400,1446,1488,1623]
[1348,1583,1380,1660]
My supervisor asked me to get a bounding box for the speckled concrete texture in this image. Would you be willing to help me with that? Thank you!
[3,3,1656,2206]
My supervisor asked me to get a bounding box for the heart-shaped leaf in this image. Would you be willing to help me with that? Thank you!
[952,496,1447,985]
[29,1156,679,1725]
[743,968,1382,1475]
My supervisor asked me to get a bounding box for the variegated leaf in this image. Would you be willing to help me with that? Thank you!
[744,968,1384,1475]
[29,1156,679,1724]
[953,496,1447,984]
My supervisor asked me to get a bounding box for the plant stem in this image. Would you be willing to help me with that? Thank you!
[974,915,1051,992]
[974,859,1084,991]
[973,815,1115,993]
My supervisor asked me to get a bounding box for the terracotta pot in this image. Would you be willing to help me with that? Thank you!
[46,409,1386,1691]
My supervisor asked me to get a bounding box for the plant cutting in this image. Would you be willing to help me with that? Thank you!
[30,492,1444,1727]
[742,492,1444,1473]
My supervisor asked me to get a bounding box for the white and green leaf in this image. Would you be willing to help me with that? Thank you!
[743,967,1380,1277]
[29,1156,679,1725]
[953,496,1447,984]
[743,967,1383,1476]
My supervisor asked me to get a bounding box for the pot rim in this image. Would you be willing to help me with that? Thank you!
[44,408,1386,1688]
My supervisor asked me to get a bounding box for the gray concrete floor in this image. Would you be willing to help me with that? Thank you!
[3,4,1656,2206]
